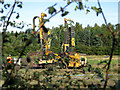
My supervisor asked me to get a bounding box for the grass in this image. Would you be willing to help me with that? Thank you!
[2,55,119,89]
[16,68,119,88]
[86,55,118,75]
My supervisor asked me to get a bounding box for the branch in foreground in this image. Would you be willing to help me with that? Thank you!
[36,2,72,32]
[97,0,113,34]
[2,1,17,85]
[3,1,17,31]
[97,0,117,90]
[2,2,72,87]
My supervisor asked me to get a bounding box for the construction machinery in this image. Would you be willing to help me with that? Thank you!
[60,18,87,68]
[31,13,59,68]
[30,13,87,68]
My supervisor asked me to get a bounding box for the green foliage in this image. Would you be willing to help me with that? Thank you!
[0,0,4,4]
[75,6,79,11]
[4,4,10,9]
[91,7,102,16]
[67,1,71,5]
[97,60,108,65]
[16,13,19,19]
[0,8,4,13]
[33,71,40,79]
[43,19,49,23]
[48,6,56,15]
[34,57,39,64]
[79,2,83,10]
[0,16,6,21]
[26,55,31,63]
[2,22,118,56]
[86,9,90,14]
[17,1,22,8]
[17,4,22,8]
[61,11,69,17]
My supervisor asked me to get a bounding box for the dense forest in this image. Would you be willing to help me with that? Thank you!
[2,22,119,57]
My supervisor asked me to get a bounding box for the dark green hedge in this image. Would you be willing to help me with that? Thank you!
[75,45,118,55]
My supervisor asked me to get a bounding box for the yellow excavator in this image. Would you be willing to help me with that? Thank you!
[60,18,87,68]
[32,13,60,68]
[31,13,87,68]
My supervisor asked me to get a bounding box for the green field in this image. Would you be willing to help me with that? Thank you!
[1,55,119,89]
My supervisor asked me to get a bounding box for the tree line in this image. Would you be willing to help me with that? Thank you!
[2,22,118,57]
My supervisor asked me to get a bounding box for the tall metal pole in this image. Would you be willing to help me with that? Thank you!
[71,26,75,52]
[64,18,71,52]
[40,13,47,60]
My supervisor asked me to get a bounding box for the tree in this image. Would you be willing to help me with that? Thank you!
[1,0,119,89]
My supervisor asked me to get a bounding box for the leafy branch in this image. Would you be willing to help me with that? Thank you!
[97,0,120,89]
[47,2,72,22]
[2,1,73,87]
[3,1,16,31]
[2,0,17,82]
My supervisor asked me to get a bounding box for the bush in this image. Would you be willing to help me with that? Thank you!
[75,45,112,55]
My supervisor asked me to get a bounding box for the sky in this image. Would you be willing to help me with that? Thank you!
[0,0,119,32]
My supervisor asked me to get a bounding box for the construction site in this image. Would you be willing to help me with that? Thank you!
[1,1,119,89]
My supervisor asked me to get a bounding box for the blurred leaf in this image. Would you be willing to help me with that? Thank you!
[97,60,108,65]
[86,9,90,14]
[60,7,64,12]
[0,23,2,27]
[0,16,6,21]
[67,1,71,5]
[48,6,56,15]
[0,0,4,4]
[97,73,104,78]
[57,80,62,83]
[83,81,87,87]
[47,66,54,71]
[4,4,10,9]
[61,11,69,17]
[9,21,14,26]
[91,6,97,11]
[96,12,99,16]
[16,1,20,4]
[26,55,31,63]
[16,13,19,19]
[91,7,102,16]
[75,6,79,11]
[67,74,71,79]
[6,76,20,85]
[43,19,49,23]
[21,25,24,29]
[34,57,39,64]
[88,83,98,89]
[0,8,4,13]
[34,71,40,79]
[101,79,105,82]
[17,4,22,8]
[25,66,29,73]
[94,68,101,75]
[79,2,83,10]
[16,26,21,29]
